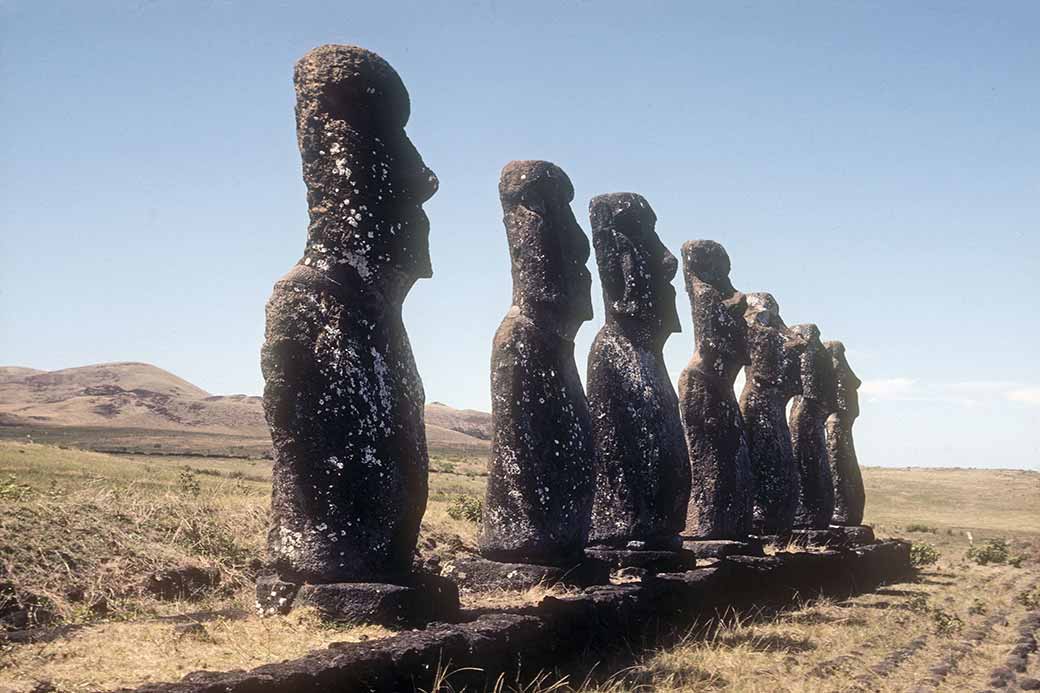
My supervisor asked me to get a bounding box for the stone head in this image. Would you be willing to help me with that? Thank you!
[681,240,748,374]
[681,239,736,298]
[824,340,861,420]
[745,292,806,396]
[500,160,593,336]
[294,45,438,301]
[790,323,837,409]
[589,193,680,340]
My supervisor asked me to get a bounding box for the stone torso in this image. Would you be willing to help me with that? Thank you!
[790,395,834,528]
[587,322,689,547]
[678,363,753,539]
[262,266,428,582]
[480,310,594,565]
[741,320,801,536]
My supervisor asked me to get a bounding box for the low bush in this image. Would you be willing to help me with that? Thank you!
[966,538,1022,566]
[910,542,941,567]
[905,523,937,533]
[446,494,483,523]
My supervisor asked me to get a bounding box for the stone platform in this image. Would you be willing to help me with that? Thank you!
[681,538,765,559]
[119,540,912,693]
[256,572,459,627]
[584,546,698,574]
[440,554,610,591]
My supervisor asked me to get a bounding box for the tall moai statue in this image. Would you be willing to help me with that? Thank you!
[825,340,866,526]
[479,160,597,571]
[677,241,755,550]
[739,293,808,536]
[585,193,691,565]
[257,45,456,623]
[789,324,838,530]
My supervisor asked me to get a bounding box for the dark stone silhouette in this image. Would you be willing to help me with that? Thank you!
[258,45,454,622]
[677,241,754,542]
[585,193,690,551]
[739,293,808,536]
[790,324,838,529]
[479,160,596,567]
[825,340,866,526]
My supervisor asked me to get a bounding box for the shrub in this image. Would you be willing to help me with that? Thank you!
[447,494,483,523]
[931,608,963,636]
[177,467,201,498]
[905,523,937,533]
[910,542,941,567]
[966,538,1021,566]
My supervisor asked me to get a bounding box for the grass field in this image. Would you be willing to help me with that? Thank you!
[1,440,1038,692]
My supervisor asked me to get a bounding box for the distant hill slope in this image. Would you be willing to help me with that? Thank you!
[0,362,490,454]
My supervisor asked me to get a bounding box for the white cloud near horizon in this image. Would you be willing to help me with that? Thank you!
[860,378,1040,406]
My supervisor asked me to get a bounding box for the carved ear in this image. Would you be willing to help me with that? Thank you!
[593,225,624,301]
[612,233,641,315]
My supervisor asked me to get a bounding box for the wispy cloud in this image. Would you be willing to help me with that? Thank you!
[860,379,1040,406]
[1006,387,1040,405]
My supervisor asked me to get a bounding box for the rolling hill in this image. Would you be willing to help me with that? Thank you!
[0,362,490,456]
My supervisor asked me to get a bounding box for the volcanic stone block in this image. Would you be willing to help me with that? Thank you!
[825,340,867,526]
[441,555,609,591]
[739,293,808,536]
[681,538,765,559]
[260,46,438,590]
[677,240,754,541]
[295,573,459,626]
[586,193,690,550]
[479,160,596,567]
[789,323,838,529]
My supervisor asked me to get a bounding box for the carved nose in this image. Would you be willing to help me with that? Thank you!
[415,166,439,203]
[662,248,678,280]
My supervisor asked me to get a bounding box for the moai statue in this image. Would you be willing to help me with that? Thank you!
[789,324,838,531]
[584,193,692,571]
[469,160,601,587]
[257,45,456,624]
[677,241,758,557]
[826,340,867,528]
[739,293,808,537]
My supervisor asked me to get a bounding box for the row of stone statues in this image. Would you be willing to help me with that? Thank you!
[258,45,867,619]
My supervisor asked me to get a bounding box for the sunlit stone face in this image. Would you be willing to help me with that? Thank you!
[294,44,438,300]
[590,193,680,338]
[500,160,593,332]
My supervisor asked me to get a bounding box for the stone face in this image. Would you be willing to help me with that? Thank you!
[479,160,596,566]
[585,193,690,549]
[739,293,808,536]
[677,241,754,540]
[826,340,866,525]
[261,45,438,583]
[789,324,838,529]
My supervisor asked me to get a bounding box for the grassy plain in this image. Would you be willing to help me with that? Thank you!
[1,441,1038,692]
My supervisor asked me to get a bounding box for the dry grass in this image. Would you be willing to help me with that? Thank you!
[0,608,390,692]
[3,442,1039,692]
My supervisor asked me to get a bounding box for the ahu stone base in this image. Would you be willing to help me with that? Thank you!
[127,541,913,693]
[788,525,876,548]
[440,554,610,591]
[681,538,765,559]
[256,573,459,627]
[584,546,698,574]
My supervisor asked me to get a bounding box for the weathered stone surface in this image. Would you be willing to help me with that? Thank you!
[480,160,596,566]
[441,554,608,591]
[825,340,866,526]
[739,293,808,536]
[584,547,697,573]
[677,240,754,540]
[260,45,437,583]
[830,524,874,546]
[586,193,689,549]
[681,539,765,559]
[789,323,838,529]
[296,573,459,626]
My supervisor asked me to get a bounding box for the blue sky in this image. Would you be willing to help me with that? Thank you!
[1,1,1037,469]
